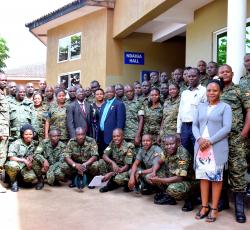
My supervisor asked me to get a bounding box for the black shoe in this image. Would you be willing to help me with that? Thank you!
[154,192,165,201]
[154,194,177,205]
[182,199,194,212]
[99,186,110,193]
[88,186,95,189]
[99,179,118,193]
[11,181,19,192]
[218,191,230,212]
[234,192,246,223]
[69,181,76,188]
[123,185,132,193]
[35,181,44,190]
[246,184,250,197]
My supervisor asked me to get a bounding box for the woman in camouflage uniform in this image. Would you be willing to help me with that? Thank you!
[159,83,180,142]
[45,89,69,143]
[143,88,163,144]
[33,92,48,142]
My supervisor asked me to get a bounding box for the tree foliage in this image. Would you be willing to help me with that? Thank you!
[0,37,9,71]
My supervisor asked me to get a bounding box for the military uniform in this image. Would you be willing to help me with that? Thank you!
[5,139,38,183]
[143,104,163,143]
[48,103,69,143]
[85,94,95,104]
[0,89,9,168]
[34,105,49,141]
[160,96,180,139]
[239,75,250,173]
[151,82,160,89]
[220,84,250,192]
[9,98,38,143]
[60,137,99,178]
[136,145,163,171]
[123,98,144,142]
[33,139,66,185]
[157,146,192,200]
[98,140,135,185]
[199,73,209,87]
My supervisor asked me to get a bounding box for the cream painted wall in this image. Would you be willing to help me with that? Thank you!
[46,8,108,88]
[186,0,250,66]
[113,0,181,38]
[106,32,185,87]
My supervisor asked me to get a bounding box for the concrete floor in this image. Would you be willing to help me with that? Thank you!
[0,184,249,230]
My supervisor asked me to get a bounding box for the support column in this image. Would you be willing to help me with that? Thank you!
[227,0,247,84]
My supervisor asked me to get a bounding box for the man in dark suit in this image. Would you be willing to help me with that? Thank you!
[98,85,126,154]
[67,88,93,138]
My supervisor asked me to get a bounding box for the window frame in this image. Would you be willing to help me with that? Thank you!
[58,70,81,88]
[57,32,82,63]
[213,19,250,63]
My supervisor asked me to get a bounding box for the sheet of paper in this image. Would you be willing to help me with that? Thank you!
[88,175,109,187]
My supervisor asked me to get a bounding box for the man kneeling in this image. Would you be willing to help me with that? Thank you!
[128,134,163,194]
[99,128,135,193]
[149,134,192,206]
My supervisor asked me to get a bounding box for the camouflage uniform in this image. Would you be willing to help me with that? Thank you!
[34,105,49,141]
[136,145,163,172]
[33,139,66,185]
[123,98,144,142]
[160,96,180,139]
[48,103,69,143]
[98,140,135,185]
[85,95,95,104]
[5,139,38,183]
[60,137,99,178]
[143,104,163,143]
[9,98,38,143]
[220,84,250,192]
[157,146,192,200]
[0,89,9,168]
[6,95,15,103]
[239,75,250,172]
[199,73,209,87]
[151,82,160,89]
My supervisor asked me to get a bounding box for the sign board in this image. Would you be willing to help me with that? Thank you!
[124,52,144,65]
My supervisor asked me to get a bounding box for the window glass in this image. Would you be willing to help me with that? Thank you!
[58,37,69,62]
[70,33,81,59]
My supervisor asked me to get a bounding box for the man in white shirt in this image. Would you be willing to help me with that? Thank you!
[177,68,207,157]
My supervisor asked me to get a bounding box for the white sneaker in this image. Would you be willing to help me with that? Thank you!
[0,183,6,193]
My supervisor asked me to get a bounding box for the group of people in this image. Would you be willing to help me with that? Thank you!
[0,56,249,224]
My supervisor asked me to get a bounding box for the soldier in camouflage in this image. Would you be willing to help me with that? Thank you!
[60,127,99,188]
[141,80,151,106]
[150,72,160,89]
[123,84,144,146]
[0,72,9,192]
[239,53,250,197]
[159,83,180,141]
[88,80,100,104]
[45,89,69,142]
[197,60,209,86]
[143,88,163,144]
[5,125,42,192]
[25,82,35,102]
[66,86,77,106]
[98,129,135,192]
[6,81,16,103]
[219,64,250,223]
[149,135,192,207]
[33,129,66,186]
[128,134,163,194]
[9,85,38,143]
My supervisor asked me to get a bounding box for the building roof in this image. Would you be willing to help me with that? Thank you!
[25,0,115,30]
[6,63,46,80]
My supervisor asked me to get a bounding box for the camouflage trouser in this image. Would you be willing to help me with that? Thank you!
[97,159,129,186]
[228,133,247,192]
[0,138,8,168]
[59,161,99,179]
[32,160,65,185]
[246,137,250,173]
[5,160,37,183]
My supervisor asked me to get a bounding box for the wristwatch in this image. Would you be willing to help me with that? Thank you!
[72,163,76,168]
[138,170,142,175]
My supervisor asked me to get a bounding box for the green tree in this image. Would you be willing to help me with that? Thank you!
[0,37,9,71]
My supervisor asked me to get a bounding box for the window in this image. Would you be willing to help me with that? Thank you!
[213,22,250,65]
[58,33,81,62]
[58,71,80,89]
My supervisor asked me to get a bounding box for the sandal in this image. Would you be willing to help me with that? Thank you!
[206,208,218,222]
[195,205,210,220]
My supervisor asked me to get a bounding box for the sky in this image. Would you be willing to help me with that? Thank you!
[0,0,73,70]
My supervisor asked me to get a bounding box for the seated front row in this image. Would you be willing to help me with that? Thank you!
[4,125,194,210]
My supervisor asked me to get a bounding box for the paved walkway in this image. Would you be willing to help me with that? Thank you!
[0,184,249,230]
